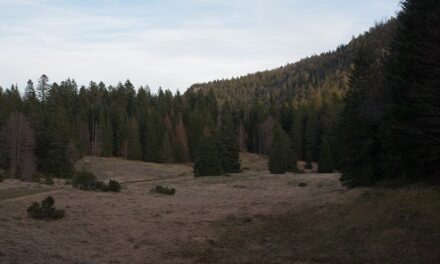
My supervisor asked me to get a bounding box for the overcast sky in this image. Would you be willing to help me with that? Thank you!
[0,0,401,93]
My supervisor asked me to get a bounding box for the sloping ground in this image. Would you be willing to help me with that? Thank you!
[0,156,439,264]
[179,185,440,264]
[75,156,193,182]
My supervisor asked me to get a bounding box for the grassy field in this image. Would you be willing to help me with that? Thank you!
[0,153,439,264]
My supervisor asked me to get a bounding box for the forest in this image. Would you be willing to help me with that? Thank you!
[0,0,439,186]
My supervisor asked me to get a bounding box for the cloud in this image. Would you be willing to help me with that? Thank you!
[0,0,401,92]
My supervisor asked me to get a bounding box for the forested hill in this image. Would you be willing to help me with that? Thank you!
[187,19,396,109]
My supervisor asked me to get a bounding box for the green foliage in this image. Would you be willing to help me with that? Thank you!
[152,185,176,195]
[218,103,241,173]
[105,179,121,192]
[73,170,121,192]
[340,0,440,186]
[305,151,313,170]
[318,137,334,173]
[287,142,299,172]
[383,0,440,180]
[339,46,385,186]
[27,196,65,220]
[269,123,290,174]
[73,170,98,190]
[193,133,223,177]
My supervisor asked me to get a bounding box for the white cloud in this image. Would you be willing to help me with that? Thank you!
[0,0,401,92]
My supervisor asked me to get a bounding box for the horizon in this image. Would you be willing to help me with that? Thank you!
[0,0,401,93]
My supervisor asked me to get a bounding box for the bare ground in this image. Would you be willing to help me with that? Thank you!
[1,153,439,264]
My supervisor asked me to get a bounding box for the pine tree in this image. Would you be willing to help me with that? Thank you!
[287,142,298,172]
[269,123,289,174]
[385,0,440,179]
[142,111,160,162]
[127,118,141,160]
[37,74,49,103]
[339,46,386,186]
[193,127,222,177]
[158,130,174,163]
[218,104,241,173]
[318,136,333,173]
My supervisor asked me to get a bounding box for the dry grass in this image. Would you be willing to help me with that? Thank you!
[0,154,439,264]
[178,185,440,264]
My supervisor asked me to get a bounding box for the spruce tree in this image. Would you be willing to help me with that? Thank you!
[218,104,241,173]
[339,45,386,186]
[193,131,222,177]
[318,136,334,173]
[127,118,141,160]
[287,142,298,172]
[269,123,289,174]
[385,0,440,179]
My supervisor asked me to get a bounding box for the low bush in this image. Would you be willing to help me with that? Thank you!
[108,180,121,192]
[73,170,97,190]
[153,185,176,195]
[31,172,54,185]
[73,171,121,192]
[27,196,65,220]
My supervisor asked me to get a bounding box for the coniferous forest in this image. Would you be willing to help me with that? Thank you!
[0,0,439,186]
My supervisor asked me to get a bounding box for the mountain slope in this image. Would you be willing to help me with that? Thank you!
[187,19,396,109]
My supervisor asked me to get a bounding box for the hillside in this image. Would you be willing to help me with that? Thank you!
[187,19,396,109]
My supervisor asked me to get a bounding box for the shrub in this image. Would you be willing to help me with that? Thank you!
[73,170,97,190]
[27,196,65,220]
[105,180,121,192]
[153,185,176,195]
[73,171,121,192]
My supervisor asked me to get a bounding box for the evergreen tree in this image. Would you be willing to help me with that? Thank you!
[339,46,386,186]
[37,74,49,103]
[287,142,298,172]
[384,0,440,179]
[218,104,241,173]
[193,130,222,177]
[269,123,289,174]
[318,136,334,173]
[127,118,142,160]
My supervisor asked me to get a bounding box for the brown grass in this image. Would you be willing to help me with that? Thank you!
[0,154,439,264]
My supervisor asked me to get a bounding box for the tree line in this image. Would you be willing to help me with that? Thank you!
[1,0,437,185]
[0,79,241,179]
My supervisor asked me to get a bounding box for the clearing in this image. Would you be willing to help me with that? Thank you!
[0,153,439,264]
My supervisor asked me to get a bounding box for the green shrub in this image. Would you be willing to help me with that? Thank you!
[27,196,65,220]
[153,185,176,195]
[73,171,121,192]
[105,180,121,192]
[73,170,97,190]
[45,177,55,185]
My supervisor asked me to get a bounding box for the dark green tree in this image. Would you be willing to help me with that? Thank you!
[218,104,241,173]
[318,136,334,173]
[193,130,222,177]
[384,0,440,180]
[269,123,290,174]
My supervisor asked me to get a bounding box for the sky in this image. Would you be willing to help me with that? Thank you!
[0,0,401,93]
